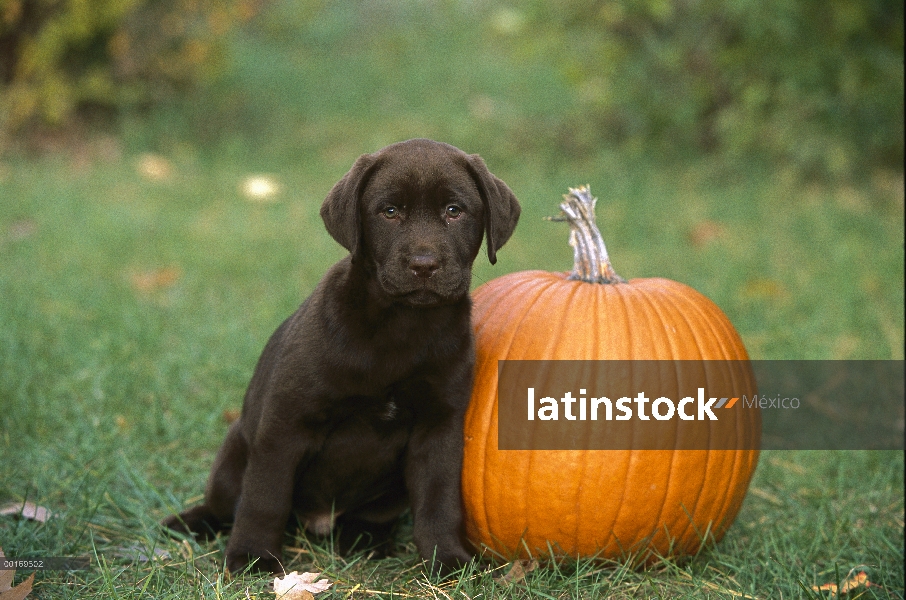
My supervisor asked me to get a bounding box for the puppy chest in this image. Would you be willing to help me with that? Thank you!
[292,408,410,507]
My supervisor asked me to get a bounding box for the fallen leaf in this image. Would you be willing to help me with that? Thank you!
[0,547,34,600]
[767,457,807,475]
[812,570,879,595]
[223,409,241,424]
[0,574,33,600]
[0,502,52,523]
[273,571,332,599]
[277,588,313,600]
[130,267,181,294]
[0,553,10,594]
[495,559,538,584]
[136,153,174,182]
[241,175,281,203]
[4,220,37,243]
[741,278,786,300]
[748,487,783,506]
[689,219,727,248]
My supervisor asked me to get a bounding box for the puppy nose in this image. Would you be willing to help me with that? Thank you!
[409,255,440,278]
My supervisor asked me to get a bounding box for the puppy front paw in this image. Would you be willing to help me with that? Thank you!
[225,547,283,575]
[424,544,474,578]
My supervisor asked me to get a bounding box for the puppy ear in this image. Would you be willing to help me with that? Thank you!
[466,155,521,265]
[320,153,380,257]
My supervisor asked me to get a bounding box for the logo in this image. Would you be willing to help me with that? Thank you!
[526,387,740,422]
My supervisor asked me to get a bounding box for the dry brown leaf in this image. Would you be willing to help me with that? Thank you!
[4,220,37,243]
[767,457,807,475]
[0,502,52,523]
[0,548,34,600]
[130,268,182,294]
[0,555,11,595]
[742,278,787,300]
[273,571,332,599]
[495,559,538,584]
[0,574,33,600]
[748,487,783,506]
[689,219,728,248]
[277,589,313,600]
[812,570,878,595]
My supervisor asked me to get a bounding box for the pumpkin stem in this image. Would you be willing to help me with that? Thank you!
[547,185,625,284]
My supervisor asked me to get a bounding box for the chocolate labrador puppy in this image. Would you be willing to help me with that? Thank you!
[163,139,520,575]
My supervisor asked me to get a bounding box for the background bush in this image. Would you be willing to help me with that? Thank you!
[0,0,258,135]
[501,0,903,180]
[1,0,902,182]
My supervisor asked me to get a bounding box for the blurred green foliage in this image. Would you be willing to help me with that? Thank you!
[1,0,903,182]
[509,0,903,179]
[0,0,258,134]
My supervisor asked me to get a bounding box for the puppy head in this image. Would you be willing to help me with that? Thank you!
[320,139,521,306]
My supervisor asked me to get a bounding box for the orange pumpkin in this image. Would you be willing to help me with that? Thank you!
[462,186,760,561]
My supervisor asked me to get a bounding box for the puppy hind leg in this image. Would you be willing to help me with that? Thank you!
[162,505,223,540]
[203,421,248,522]
[162,421,248,540]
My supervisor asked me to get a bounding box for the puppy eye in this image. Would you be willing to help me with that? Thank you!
[382,206,400,219]
[445,205,462,219]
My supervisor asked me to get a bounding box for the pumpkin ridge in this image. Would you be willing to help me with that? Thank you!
[594,284,640,555]
[641,279,690,358]
[473,273,567,554]
[592,282,602,358]
[611,279,634,359]
[467,338,496,548]
[622,279,682,550]
[586,284,616,551]
[709,324,759,541]
[702,292,748,359]
[472,275,548,551]
[463,281,520,544]
[520,276,588,553]
[713,451,745,544]
[643,283,718,548]
[616,285,679,546]
[693,450,721,551]
[470,286,504,330]
[467,275,519,550]
[561,284,597,551]
[472,273,533,336]
[646,279,706,359]
[660,284,756,549]
[514,277,560,553]
[631,289,692,553]
[722,297,760,485]
[672,280,745,360]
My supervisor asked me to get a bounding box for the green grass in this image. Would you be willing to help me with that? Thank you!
[1,1,903,598]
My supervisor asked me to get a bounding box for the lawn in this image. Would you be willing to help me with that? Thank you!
[0,2,903,599]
